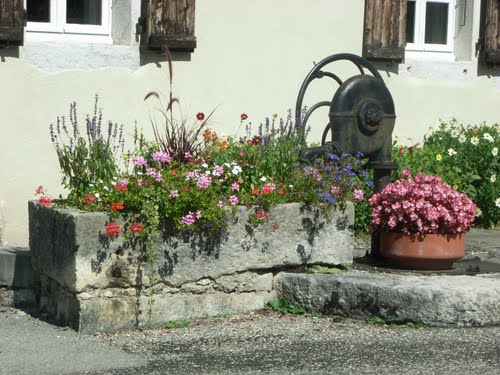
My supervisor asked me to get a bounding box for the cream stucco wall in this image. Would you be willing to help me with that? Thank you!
[0,0,499,245]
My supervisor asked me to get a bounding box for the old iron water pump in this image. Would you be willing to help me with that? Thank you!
[295,53,398,257]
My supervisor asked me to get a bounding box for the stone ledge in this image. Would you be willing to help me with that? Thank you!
[274,271,500,327]
[0,246,35,288]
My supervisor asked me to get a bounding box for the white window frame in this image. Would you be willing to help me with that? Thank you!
[25,0,112,44]
[406,0,455,53]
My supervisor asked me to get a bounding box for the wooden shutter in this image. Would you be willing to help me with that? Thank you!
[484,0,500,64]
[363,0,407,61]
[0,0,24,45]
[146,0,196,52]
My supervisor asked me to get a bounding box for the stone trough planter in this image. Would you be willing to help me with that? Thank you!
[29,201,354,333]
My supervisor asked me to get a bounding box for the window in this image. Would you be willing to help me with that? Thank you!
[25,0,111,44]
[406,0,455,53]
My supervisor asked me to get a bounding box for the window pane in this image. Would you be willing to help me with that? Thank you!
[66,0,102,25]
[27,0,50,23]
[406,1,416,43]
[425,2,448,44]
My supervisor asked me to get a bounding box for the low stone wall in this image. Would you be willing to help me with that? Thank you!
[29,201,354,333]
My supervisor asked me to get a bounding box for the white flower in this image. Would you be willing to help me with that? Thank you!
[201,163,208,168]
[95,193,100,198]
[89,183,94,187]
[476,208,482,217]
[260,177,267,182]
[496,198,500,208]
[447,148,457,157]
[491,175,497,183]
[471,136,479,145]
[493,147,498,156]
[103,186,110,191]
[483,133,493,142]
[136,171,143,176]
[112,176,118,180]
[98,179,104,184]
[231,166,242,175]
[451,129,460,138]
[458,134,466,143]
[289,185,294,188]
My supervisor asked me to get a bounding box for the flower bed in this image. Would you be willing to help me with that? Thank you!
[29,200,354,333]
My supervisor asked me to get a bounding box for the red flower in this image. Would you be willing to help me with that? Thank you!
[129,223,144,233]
[105,222,121,238]
[262,186,272,195]
[240,113,248,121]
[171,168,177,175]
[249,136,261,146]
[85,194,96,204]
[251,188,260,196]
[39,196,51,207]
[408,146,414,154]
[399,146,404,156]
[35,185,44,195]
[278,188,285,195]
[196,112,205,121]
[255,210,269,221]
[111,202,124,211]
[114,182,128,192]
[183,185,190,191]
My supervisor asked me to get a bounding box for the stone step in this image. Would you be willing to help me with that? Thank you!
[0,246,37,307]
[274,271,500,327]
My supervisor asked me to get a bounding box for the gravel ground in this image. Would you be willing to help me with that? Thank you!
[2,298,500,375]
[83,310,500,375]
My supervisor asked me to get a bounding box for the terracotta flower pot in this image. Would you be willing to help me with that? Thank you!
[380,232,466,270]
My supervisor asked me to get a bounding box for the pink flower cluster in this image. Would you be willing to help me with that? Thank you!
[369,171,477,235]
[132,156,147,167]
[146,168,163,182]
[152,151,171,164]
[197,174,213,189]
[180,210,202,226]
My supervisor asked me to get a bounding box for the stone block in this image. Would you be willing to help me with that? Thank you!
[29,200,354,333]
[29,201,354,293]
[0,246,35,288]
[275,271,500,327]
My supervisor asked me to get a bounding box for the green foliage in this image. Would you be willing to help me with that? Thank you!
[166,319,190,329]
[49,96,124,203]
[394,120,499,228]
[267,299,307,315]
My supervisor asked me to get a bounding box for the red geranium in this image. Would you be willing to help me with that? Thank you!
[251,188,260,196]
[240,113,248,121]
[255,210,269,221]
[114,182,128,192]
[39,196,52,207]
[105,222,121,238]
[196,112,205,121]
[111,202,124,211]
[129,223,144,233]
[85,194,96,204]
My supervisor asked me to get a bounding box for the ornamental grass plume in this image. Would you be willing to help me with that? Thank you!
[369,170,477,236]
